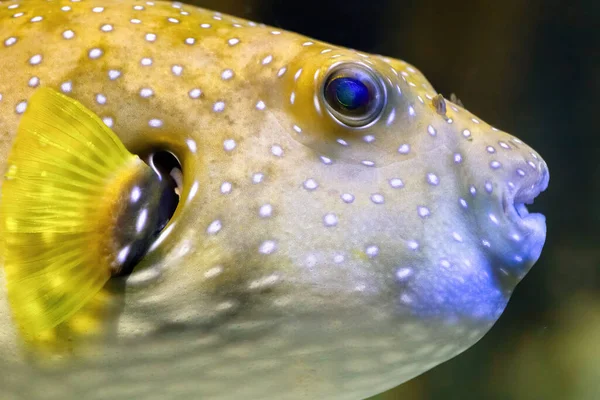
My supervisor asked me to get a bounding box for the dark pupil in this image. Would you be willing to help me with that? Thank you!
[330,77,369,110]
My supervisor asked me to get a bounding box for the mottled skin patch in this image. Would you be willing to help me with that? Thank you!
[0,1,549,400]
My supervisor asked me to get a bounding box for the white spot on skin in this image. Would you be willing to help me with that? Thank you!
[221,69,234,80]
[248,274,279,290]
[277,67,287,77]
[15,101,27,114]
[60,81,73,93]
[489,214,499,224]
[418,206,431,218]
[223,139,236,152]
[427,125,436,136]
[398,144,410,154]
[89,48,103,59]
[148,119,163,128]
[145,33,157,42]
[29,54,42,65]
[101,24,113,32]
[271,145,284,157]
[213,101,225,112]
[92,7,104,13]
[140,88,154,98]
[485,181,493,193]
[205,266,223,279]
[341,193,355,203]
[323,213,338,227]
[207,220,222,235]
[228,38,240,46]
[334,254,345,263]
[4,37,17,47]
[256,100,266,110]
[366,245,379,258]
[293,125,302,134]
[389,178,404,188]
[108,69,121,80]
[141,57,153,66]
[220,182,232,194]
[262,55,273,65]
[294,68,303,81]
[386,108,396,126]
[190,182,200,200]
[259,204,273,218]
[363,135,375,143]
[185,37,196,45]
[62,30,75,39]
[408,106,416,116]
[102,116,114,127]
[189,88,202,99]
[320,156,332,165]
[168,18,180,24]
[96,93,107,104]
[371,194,385,204]
[396,268,413,281]
[462,129,471,138]
[361,160,375,167]
[186,139,197,153]
[303,179,318,191]
[172,65,183,76]
[454,153,463,164]
[259,241,277,255]
[427,173,440,186]
[130,18,142,24]
[200,23,211,29]
[252,173,264,184]
[407,241,419,250]
[28,76,40,87]
[290,92,295,104]
[452,232,463,242]
[490,161,502,169]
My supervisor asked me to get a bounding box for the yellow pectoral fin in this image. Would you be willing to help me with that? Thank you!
[0,88,150,348]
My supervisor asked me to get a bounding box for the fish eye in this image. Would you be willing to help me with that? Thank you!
[112,151,181,276]
[322,64,386,128]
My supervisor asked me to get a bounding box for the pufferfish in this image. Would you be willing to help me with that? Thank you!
[0,1,549,399]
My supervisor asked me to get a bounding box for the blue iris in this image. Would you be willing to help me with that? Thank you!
[327,77,370,110]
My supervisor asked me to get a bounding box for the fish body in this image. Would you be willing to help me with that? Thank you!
[0,1,549,400]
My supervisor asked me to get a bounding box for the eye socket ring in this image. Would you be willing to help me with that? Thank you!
[321,63,386,128]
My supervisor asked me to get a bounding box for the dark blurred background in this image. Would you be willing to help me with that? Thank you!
[189,0,599,398]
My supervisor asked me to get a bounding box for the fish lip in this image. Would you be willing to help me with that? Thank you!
[503,164,550,227]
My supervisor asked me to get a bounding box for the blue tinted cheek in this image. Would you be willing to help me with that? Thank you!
[330,78,370,110]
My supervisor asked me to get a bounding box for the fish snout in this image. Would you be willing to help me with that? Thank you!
[491,140,549,273]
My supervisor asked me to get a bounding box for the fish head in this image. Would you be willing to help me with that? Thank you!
[239,45,551,323]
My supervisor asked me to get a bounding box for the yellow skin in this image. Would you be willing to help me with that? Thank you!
[0,1,549,400]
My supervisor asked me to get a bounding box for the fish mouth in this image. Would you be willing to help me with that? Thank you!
[503,164,550,230]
